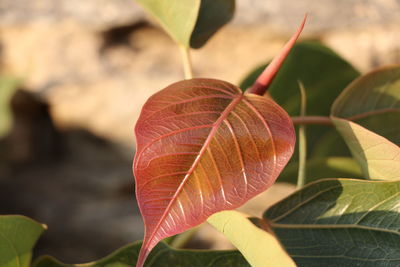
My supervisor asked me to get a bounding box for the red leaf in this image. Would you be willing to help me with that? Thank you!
[133,79,295,266]
[247,14,307,95]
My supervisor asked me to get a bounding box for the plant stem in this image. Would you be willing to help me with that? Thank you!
[179,45,193,79]
[297,82,307,188]
[291,116,332,126]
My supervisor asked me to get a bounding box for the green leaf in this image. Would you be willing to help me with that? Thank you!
[190,0,235,48]
[308,128,351,158]
[278,157,363,184]
[33,241,249,267]
[0,215,46,267]
[208,210,295,267]
[332,65,400,144]
[0,76,20,138]
[135,0,234,48]
[332,118,400,180]
[240,41,359,116]
[135,0,200,47]
[264,178,400,266]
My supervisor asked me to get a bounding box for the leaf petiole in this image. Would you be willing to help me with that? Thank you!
[297,81,307,188]
[179,45,193,79]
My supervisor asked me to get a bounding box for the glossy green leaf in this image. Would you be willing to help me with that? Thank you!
[264,178,400,266]
[208,210,295,267]
[33,241,249,267]
[332,118,400,180]
[0,76,19,138]
[332,65,400,144]
[278,157,363,184]
[0,215,46,267]
[135,0,234,48]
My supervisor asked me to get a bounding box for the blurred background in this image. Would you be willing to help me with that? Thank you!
[0,0,399,263]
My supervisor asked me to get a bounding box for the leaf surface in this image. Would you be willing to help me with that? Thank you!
[33,241,249,267]
[332,65,400,144]
[134,78,295,266]
[135,0,234,48]
[208,210,295,267]
[278,157,363,184]
[264,178,400,266]
[190,0,235,48]
[0,215,46,267]
[332,118,400,180]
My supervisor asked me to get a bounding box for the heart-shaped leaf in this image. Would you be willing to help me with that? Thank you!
[264,178,400,266]
[208,210,295,267]
[0,215,46,267]
[332,118,400,180]
[134,78,295,265]
[332,65,400,144]
[33,241,249,267]
[135,0,234,48]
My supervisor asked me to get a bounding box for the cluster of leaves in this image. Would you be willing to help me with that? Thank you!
[2,1,399,267]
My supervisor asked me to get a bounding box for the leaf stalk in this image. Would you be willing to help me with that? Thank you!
[179,45,193,79]
[291,116,332,126]
[297,82,307,188]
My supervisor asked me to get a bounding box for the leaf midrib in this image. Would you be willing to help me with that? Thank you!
[0,228,21,267]
[268,183,343,222]
[345,108,400,121]
[145,92,244,247]
[270,222,400,235]
[290,254,400,261]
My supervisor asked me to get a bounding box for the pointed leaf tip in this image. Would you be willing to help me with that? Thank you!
[247,14,307,95]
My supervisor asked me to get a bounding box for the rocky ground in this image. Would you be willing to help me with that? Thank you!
[0,0,399,263]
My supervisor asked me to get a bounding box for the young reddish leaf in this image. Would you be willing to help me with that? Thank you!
[247,15,307,95]
[134,79,295,266]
